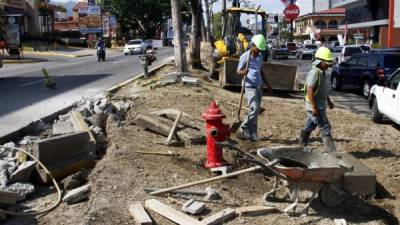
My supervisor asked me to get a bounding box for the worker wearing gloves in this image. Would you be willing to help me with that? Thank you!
[299,47,336,151]
[237,34,272,141]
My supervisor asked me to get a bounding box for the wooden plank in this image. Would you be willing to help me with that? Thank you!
[145,199,203,225]
[235,206,277,217]
[202,208,235,225]
[128,202,153,225]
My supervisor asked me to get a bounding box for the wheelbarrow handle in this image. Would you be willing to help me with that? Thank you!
[216,141,288,180]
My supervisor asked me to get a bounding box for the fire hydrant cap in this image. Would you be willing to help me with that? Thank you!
[202,101,226,120]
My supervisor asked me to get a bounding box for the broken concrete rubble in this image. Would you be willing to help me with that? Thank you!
[52,120,75,135]
[62,184,91,204]
[10,161,36,183]
[133,113,205,145]
[0,190,19,208]
[18,136,39,146]
[181,199,206,215]
[61,169,90,190]
[2,182,35,201]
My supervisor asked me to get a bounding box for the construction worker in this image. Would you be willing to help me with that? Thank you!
[237,34,272,141]
[299,46,336,151]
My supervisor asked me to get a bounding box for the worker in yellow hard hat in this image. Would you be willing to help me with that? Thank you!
[237,34,272,141]
[299,47,337,151]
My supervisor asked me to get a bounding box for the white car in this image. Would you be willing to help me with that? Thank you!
[124,39,145,55]
[369,68,400,124]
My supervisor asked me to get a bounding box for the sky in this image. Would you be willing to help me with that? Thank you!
[52,0,313,18]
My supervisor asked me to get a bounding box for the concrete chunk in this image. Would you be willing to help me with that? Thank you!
[0,190,19,208]
[62,184,91,204]
[33,131,95,183]
[181,199,206,215]
[10,161,36,183]
[335,153,376,197]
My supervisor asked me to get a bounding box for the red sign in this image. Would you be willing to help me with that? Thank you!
[284,4,300,20]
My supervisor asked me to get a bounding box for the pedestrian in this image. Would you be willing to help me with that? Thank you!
[237,34,272,141]
[299,46,336,151]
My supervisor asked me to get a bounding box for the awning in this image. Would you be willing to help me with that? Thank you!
[4,6,26,15]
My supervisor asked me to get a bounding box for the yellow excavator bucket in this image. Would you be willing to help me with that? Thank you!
[214,40,228,57]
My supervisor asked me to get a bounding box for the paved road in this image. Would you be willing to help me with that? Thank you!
[271,56,371,118]
[0,48,174,138]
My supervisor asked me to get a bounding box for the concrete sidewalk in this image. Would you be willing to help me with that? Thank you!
[24,49,95,58]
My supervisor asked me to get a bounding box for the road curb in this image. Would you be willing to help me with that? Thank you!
[24,51,94,58]
[0,56,174,144]
[3,59,44,64]
[0,105,74,144]
[107,56,174,93]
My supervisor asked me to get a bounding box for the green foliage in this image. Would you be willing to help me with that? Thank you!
[101,0,171,38]
[42,68,56,89]
[212,12,223,40]
[371,43,380,49]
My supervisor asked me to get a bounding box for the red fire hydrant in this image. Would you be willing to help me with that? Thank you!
[202,101,231,168]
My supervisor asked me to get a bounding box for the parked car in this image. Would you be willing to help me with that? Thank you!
[124,39,145,55]
[331,52,400,98]
[286,42,297,55]
[369,68,400,124]
[369,47,400,53]
[360,45,371,53]
[163,38,173,46]
[296,44,318,59]
[271,45,289,59]
[337,45,363,64]
[144,40,153,50]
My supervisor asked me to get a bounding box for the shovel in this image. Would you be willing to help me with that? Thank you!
[231,51,251,133]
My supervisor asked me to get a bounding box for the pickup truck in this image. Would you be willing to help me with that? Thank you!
[369,68,400,124]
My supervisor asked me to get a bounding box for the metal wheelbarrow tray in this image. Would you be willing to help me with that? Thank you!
[256,146,352,215]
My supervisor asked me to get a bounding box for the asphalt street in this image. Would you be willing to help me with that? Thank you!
[0,47,174,138]
[270,55,371,117]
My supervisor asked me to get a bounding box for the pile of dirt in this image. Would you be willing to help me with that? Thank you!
[6,65,400,225]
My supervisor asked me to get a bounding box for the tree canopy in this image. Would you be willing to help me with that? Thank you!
[101,0,171,38]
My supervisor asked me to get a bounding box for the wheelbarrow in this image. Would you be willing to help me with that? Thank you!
[217,142,352,216]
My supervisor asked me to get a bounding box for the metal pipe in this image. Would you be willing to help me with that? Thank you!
[388,0,395,48]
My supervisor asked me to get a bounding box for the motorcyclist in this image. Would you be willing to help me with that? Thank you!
[95,38,106,61]
[96,38,105,52]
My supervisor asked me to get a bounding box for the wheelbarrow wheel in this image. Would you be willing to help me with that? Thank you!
[319,184,346,208]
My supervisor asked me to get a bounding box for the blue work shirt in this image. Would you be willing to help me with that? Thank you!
[237,50,263,88]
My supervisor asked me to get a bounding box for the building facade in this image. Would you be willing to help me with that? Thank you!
[294,8,346,43]
[332,0,400,47]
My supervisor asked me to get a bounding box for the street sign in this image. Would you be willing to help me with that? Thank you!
[280,0,297,5]
[284,4,300,20]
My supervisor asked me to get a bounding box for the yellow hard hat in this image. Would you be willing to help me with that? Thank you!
[314,47,334,63]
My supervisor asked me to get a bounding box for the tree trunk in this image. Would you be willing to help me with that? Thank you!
[189,0,203,69]
[221,0,227,38]
[171,0,188,72]
[203,0,211,41]
[199,0,207,42]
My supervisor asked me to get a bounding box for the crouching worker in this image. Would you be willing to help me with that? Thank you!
[299,47,337,151]
[237,34,272,142]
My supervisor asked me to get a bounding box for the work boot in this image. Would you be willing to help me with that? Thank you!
[250,133,261,142]
[322,135,337,152]
[299,130,310,146]
[237,127,251,140]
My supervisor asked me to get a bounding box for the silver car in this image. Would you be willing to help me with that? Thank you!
[337,45,363,64]
[124,39,145,55]
[296,44,318,59]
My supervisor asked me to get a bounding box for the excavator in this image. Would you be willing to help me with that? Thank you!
[200,2,298,90]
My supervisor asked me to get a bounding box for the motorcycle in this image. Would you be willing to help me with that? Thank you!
[97,47,106,62]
